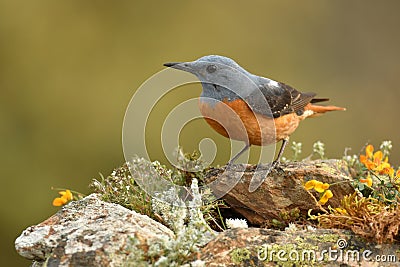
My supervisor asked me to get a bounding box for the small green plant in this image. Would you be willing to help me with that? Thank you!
[291,141,302,161]
[173,147,208,185]
[270,207,302,230]
[90,149,227,265]
[343,141,400,204]
[90,149,226,228]
[125,178,214,266]
[309,140,400,244]
[90,162,156,219]
[312,140,326,159]
[282,140,326,162]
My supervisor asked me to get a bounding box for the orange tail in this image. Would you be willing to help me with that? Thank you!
[304,103,346,117]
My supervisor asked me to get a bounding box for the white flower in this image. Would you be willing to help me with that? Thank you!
[306,225,316,231]
[226,218,248,229]
[380,140,392,156]
[291,141,303,161]
[343,154,358,166]
[154,256,169,266]
[284,223,298,232]
[190,260,206,267]
[313,141,325,159]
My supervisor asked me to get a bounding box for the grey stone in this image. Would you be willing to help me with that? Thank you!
[15,194,173,266]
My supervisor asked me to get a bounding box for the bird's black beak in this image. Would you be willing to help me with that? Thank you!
[163,61,193,73]
[163,62,181,68]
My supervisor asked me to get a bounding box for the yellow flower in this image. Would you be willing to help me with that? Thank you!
[382,166,395,178]
[318,190,333,205]
[304,180,329,192]
[360,144,393,175]
[373,150,383,163]
[52,189,73,207]
[360,174,373,187]
[304,180,333,205]
[335,208,348,215]
[305,180,333,204]
[314,182,330,193]
[366,144,374,158]
[304,180,317,190]
[60,189,73,201]
[52,197,67,206]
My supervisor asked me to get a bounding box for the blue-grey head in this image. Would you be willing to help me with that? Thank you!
[164,55,260,102]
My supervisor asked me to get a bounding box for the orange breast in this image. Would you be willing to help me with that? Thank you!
[198,99,301,146]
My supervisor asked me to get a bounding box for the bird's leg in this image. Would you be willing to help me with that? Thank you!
[271,138,289,169]
[227,143,250,165]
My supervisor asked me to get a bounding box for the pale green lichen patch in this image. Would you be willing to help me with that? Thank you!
[307,233,340,243]
[123,178,213,267]
[230,247,251,264]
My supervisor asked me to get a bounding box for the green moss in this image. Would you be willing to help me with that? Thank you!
[307,233,340,243]
[270,208,302,230]
[334,159,348,171]
[318,163,339,176]
[294,236,319,251]
[230,248,251,264]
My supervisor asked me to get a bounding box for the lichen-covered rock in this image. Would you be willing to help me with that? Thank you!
[15,194,174,266]
[200,228,400,267]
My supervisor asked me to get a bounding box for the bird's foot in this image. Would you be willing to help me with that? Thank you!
[226,159,235,167]
[225,162,234,171]
[224,161,244,172]
[271,160,284,172]
[251,161,283,173]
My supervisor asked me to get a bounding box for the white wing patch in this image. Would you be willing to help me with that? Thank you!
[268,79,279,88]
[302,110,314,117]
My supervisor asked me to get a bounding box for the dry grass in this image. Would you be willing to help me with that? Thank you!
[312,193,400,243]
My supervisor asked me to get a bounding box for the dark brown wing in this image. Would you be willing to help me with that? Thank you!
[310,98,329,103]
[245,80,316,118]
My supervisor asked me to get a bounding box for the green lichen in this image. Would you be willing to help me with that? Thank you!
[270,208,302,230]
[317,162,340,177]
[294,236,319,251]
[230,248,251,264]
[122,178,212,267]
[307,233,340,243]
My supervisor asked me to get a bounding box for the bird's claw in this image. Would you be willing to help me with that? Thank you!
[271,160,284,172]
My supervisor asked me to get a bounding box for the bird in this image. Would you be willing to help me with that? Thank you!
[164,55,345,167]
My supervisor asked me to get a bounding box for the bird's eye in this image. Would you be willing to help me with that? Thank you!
[206,64,217,73]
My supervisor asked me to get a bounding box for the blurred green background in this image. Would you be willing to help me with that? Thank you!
[1,0,400,265]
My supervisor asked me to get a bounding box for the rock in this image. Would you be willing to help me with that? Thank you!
[200,228,400,267]
[15,191,400,267]
[15,161,396,266]
[205,160,355,225]
[15,194,174,266]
